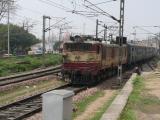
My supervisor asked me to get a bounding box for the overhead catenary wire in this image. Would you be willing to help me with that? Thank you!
[45,17,66,31]
[87,0,117,6]
[83,0,119,22]
[38,0,72,11]
[133,26,157,36]
[38,0,96,23]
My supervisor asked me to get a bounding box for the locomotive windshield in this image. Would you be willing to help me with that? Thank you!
[64,43,94,51]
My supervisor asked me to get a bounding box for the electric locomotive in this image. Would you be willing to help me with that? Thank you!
[62,35,127,85]
[62,35,157,85]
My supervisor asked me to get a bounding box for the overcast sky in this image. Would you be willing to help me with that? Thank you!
[8,0,160,40]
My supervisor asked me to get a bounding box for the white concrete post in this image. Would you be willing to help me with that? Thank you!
[42,90,74,120]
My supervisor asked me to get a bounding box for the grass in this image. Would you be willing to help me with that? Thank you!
[89,93,117,120]
[119,76,144,120]
[119,72,160,120]
[73,90,105,119]
[0,54,62,77]
[0,79,65,106]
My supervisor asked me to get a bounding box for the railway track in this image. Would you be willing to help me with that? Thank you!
[0,66,134,120]
[0,65,62,87]
[0,84,87,120]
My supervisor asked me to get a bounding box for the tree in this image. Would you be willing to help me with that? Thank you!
[0,0,17,21]
[0,24,40,54]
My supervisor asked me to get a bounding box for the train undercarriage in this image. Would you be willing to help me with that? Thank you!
[62,67,120,86]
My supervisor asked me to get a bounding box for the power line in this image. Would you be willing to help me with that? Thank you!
[133,26,156,36]
[87,0,117,6]
[38,0,72,11]
[45,17,66,31]
[83,0,119,22]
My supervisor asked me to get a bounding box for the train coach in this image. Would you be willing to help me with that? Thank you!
[127,43,157,64]
[62,35,157,85]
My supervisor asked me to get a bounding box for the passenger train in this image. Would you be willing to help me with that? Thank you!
[62,35,157,85]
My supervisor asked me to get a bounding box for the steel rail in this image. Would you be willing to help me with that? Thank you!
[0,84,86,120]
[0,65,62,86]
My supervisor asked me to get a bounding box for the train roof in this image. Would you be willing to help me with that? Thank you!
[64,40,100,44]
[127,43,156,48]
[64,41,127,47]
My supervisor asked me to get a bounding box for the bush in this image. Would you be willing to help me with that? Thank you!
[0,54,62,76]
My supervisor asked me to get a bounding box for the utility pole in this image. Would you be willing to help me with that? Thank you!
[48,18,51,52]
[7,0,10,55]
[43,16,46,55]
[117,0,125,86]
[133,27,137,41]
[42,15,51,67]
[159,32,160,54]
[96,19,99,39]
[59,28,62,52]
[104,24,107,41]
[83,23,86,35]
[109,34,113,43]
[42,15,51,55]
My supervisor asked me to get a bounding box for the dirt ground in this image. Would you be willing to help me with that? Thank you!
[74,78,117,120]
[26,76,118,120]
[136,60,160,120]
[74,90,115,120]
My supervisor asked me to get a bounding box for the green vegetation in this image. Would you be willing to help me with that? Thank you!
[0,54,62,77]
[119,76,144,120]
[119,74,160,120]
[73,91,105,119]
[90,93,117,120]
[0,24,39,54]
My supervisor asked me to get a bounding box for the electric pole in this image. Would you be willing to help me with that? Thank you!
[104,24,107,41]
[42,15,51,55]
[96,19,99,39]
[42,16,46,67]
[109,33,113,43]
[7,0,10,55]
[83,23,86,35]
[118,0,125,86]
[48,17,51,52]
[59,28,62,52]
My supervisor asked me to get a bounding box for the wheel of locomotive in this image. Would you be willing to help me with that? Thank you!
[101,70,106,80]
[93,75,97,84]
[71,72,76,85]
[93,73,101,84]
[90,75,96,86]
[103,69,107,79]
[87,74,93,86]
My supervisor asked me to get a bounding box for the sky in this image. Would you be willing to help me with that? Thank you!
[7,0,160,40]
